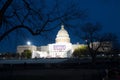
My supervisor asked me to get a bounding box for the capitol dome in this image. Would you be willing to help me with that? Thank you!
[55,25,70,43]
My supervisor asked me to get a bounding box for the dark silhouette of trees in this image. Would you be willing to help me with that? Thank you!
[80,22,102,62]
[72,46,89,58]
[80,22,119,63]
[103,33,120,60]
[21,49,32,59]
[0,0,86,42]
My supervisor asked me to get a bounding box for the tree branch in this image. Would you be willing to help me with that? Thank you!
[0,25,39,41]
[0,0,13,25]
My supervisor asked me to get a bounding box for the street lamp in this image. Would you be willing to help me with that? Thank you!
[85,39,88,44]
[85,40,88,43]
[27,41,31,45]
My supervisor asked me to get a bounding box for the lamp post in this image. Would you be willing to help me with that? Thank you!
[85,39,88,44]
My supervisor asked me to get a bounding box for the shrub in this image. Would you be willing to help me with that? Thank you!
[21,49,32,59]
[72,46,89,58]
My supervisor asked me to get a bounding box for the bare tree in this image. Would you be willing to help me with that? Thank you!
[80,22,102,62]
[0,0,86,42]
[102,33,119,53]
[80,22,119,62]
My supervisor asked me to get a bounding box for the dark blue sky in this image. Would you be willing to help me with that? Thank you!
[0,0,120,53]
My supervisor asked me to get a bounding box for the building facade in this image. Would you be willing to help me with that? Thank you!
[17,25,81,58]
[17,25,112,58]
[17,45,37,54]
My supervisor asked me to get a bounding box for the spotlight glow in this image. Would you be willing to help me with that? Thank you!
[27,41,31,45]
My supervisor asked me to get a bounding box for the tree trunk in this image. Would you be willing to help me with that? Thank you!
[91,53,96,63]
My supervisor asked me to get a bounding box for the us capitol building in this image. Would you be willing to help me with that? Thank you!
[17,25,112,58]
[17,25,85,58]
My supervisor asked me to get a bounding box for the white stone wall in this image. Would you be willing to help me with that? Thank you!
[32,51,48,58]
[90,41,112,52]
[37,46,48,52]
[17,45,37,54]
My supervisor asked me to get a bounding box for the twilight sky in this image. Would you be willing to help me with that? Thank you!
[0,0,120,53]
